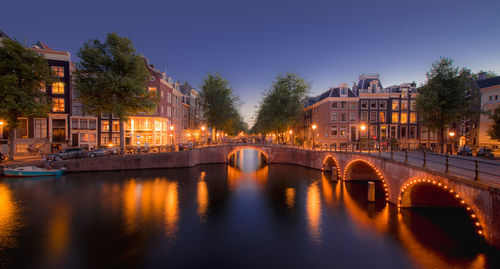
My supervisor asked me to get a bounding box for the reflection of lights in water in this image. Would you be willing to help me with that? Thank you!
[227,149,269,190]
[0,183,21,249]
[397,213,485,269]
[197,180,209,219]
[285,188,295,210]
[321,173,335,207]
[46,204,70,263]
[123,179,139,233]
[306,182,322,245]
[165,182,179,237]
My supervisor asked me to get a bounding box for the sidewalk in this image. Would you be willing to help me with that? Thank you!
[1,155,42,167]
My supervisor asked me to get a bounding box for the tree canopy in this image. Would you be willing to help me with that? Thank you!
[414,57,480,152]
[488,105,500,141]
[74,33,157,152]
[0,38,53,160]
[199,73,246,135]
[251,73,310,138]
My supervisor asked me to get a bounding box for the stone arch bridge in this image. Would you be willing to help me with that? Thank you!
[55,143,500,248]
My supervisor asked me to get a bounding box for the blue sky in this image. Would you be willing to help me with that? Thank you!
[2,0,499,126]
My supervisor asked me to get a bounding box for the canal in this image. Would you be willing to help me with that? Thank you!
[0,148,499,268]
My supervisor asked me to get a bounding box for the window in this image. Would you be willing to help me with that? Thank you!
[16,119,28,139]
[401,113,408,123]
[52,98,65,112]
[361,111,368,122]
[489,96,493,101]
[34,118,46,139]
[331,112,337,122]
[496,95,498,100]
[401,102,408,111]
[392,112,399,123]
[80,133,88,142]
[349,112,356,122]
[89,120,96,130]
[361,100,368,109]
[370,101,377,109]
[401,90,408,99]
[167,92,172,103]
[340,112,347,122]
[331,126,338,137]
[161,106,164,114]
[341,87,347,96]
[370,125,377,139]
[340,126,347,137]
[80,119,88,129]
[371,84,376,93]
[101,120,109,131]
[148,87,157,95]
[51,66,64,78]
[392,100,399,110]
[370,111,377,122]
[331,101,338,109]
[379,100,386,109]
[52,82,64,94]
[72,104,83,116]
[410,113,417,123]
[410,126,416,139]
[401,126,407,138]
[349,102,356,109]
[71,119,79,129]
[379,112,386,123]
[161,91,164,98]
[341,101,347,109]
[89,134,96,142]
[380,125,387,140]
[167,107,172,117]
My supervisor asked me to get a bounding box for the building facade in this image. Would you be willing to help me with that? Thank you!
[477,76,500,153]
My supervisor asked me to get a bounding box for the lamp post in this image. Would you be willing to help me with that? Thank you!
[360,124,366,151]
[170,125,175,145]
[311,124,317,149]
[449,131,455,154]
[289,130,293,146]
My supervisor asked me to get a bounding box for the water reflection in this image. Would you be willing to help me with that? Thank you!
[0,183,21,250]
[0,149,498,268]
[306,181,322,245]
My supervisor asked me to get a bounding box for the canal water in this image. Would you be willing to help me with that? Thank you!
[0,149,499,268]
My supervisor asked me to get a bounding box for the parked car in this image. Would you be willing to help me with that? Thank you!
[457,146,473,156]
[86,148,110,158]
[476,147,494,159]
[46,148,85,161]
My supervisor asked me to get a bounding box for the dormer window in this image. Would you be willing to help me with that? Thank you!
[340,87,347,96]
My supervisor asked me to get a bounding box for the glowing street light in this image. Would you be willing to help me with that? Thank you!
[201,126,206,131]
[360,124,366,131]
[311,124,317,149]
[449,131,456,154]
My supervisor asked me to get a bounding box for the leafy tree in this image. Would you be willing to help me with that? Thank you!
[252,73,310,142]
[488,105,500,141]
[415,58,480,153]
[0,39,53,160]
[74,33,156,154]
[199,73,246,135]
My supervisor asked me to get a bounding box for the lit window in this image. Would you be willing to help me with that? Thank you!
[52,82,64,94]
[340,126,347,137]
[410,113,417,123]
[51,66,64,78]
[379,112,386,123]
[401,113,408,123]
[392,100,399,110]
[52,98,65,112]
[392,112,399,123]
[401,102,408,111]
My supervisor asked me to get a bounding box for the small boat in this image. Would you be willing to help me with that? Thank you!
[3,166,64,177]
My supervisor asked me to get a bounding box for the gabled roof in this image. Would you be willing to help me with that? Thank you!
[357,77,383,90]
[477,76,500,89]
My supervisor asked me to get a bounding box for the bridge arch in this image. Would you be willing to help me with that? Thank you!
[226,146,270,164]
[397,179,485,239]
[322,155,341,180]
[343,159,390,202]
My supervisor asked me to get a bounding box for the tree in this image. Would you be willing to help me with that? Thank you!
[252,73,310,142]
[488,105,500,141]
[74,33,156,154]
[415,58,480,153]
[199,73,246,135]
[0,39,53,160]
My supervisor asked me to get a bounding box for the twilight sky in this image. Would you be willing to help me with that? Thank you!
[2,0,499,126]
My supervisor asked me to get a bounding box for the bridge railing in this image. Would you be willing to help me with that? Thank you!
[266,141,500,185]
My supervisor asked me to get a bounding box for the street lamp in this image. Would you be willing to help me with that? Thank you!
[289,130,293,145]
[311,124,317,149]
[360,124,366,151]
[170,125,175,145]
[449,131,455,154]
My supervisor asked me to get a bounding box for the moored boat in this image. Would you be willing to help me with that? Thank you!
[3,166,64,177]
